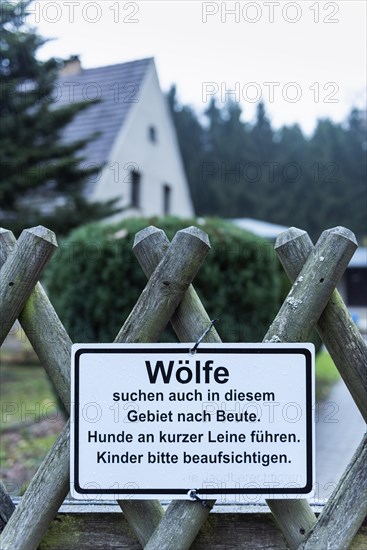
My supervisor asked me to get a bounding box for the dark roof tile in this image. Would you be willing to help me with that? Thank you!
[57,58,152,195]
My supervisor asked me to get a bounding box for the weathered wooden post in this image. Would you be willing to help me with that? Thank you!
[0,229,71,411]
[263,227,358,548]
[122,225,357,550]
[275,226,367,422]
[274,227,367,549]
[114,226,211,343]
[119,226,220,547]
[0,226,57,345]
[133,226,221,343]
[0,223,365,550]
[302,434,367,550]
[0,226,211,550]
[0,482,14,533]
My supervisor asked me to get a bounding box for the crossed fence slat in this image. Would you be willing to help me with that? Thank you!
[265,227,367,549]
[0,228,71,410]
[138,225,363,550]
[0,227,57,346]
[303,434,367,550]
[0,480,14,532]
[120,227,221,547]
[0,223,366,550]
[0,225,211,549]
[274,227,367,550]
[275,227,367,423]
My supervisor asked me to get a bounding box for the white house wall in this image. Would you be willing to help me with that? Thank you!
[91,61,194,219]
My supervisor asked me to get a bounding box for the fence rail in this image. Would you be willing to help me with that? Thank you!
[20,500,367,549]
[0,223,366,550]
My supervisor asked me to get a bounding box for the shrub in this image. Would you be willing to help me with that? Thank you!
[44,217,284,343]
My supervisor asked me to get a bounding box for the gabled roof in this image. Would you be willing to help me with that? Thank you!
[57,58,153,188]
[230,218,288,240]
[349,247,367,268]
[232,219,367,269]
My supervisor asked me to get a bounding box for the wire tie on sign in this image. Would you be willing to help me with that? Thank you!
[189,319,219,355]
[188,490,213,510]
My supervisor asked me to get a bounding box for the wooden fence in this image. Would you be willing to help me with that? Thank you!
[0,224,366,549]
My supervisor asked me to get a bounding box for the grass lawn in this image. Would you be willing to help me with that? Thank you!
[0,363,65,495]
[315,350,340,401]
[0,364,59,429]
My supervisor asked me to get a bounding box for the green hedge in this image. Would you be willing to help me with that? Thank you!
[44,217,284,343]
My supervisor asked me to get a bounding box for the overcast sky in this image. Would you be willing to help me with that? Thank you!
[30,0,366,134]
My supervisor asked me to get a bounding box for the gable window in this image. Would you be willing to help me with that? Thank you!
[148,125,157,143]
[163,183,172,216]
[130,170,141,209]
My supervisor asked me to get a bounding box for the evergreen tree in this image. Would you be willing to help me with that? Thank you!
[167,85,205,212]
[202,98,231,215]
[0,0,120,235]
[343,108,367,239]
[242,101,277,219]
[249,101,275,160]
[167,86,366,241]
[219,101,251,217]
[273,123,311,232]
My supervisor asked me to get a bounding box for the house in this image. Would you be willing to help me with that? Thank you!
[338,247,367,332]
[57,56,194,219]
[230,218,288,240]
[231,218,367,332]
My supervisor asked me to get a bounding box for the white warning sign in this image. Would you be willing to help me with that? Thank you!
[70,343,314,500]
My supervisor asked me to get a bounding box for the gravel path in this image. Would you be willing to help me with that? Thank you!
[315,378,366,501]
